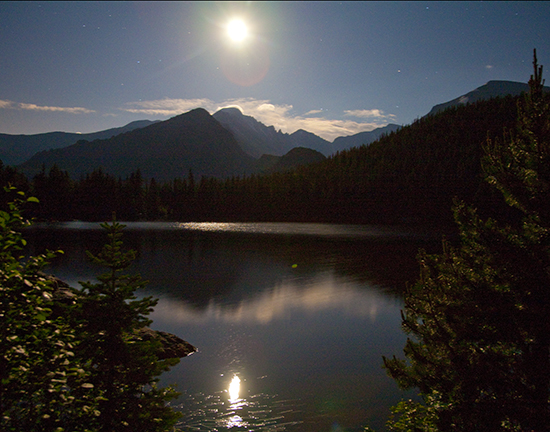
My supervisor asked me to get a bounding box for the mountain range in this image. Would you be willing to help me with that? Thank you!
[18,108,255,182]
[213,107,335,157]
[0,120,159,167]
[7,79,545,182]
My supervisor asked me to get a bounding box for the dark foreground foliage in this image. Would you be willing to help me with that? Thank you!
[380,51,550,431]
[0,192,181,431]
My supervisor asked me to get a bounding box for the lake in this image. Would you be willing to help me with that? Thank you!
[25,221,445,431]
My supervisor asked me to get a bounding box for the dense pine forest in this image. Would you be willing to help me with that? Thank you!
[0,94,522,226]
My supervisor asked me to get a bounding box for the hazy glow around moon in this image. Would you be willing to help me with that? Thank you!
[227,19,248,42]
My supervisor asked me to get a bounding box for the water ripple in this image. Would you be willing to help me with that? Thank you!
[174,390,304,431]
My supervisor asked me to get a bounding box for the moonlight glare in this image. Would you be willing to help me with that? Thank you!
[227,19,248,42]
[228,375,241,401]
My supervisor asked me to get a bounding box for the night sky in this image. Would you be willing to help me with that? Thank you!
[1,1,549,140]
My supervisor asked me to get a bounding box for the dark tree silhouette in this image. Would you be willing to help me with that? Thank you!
[382,50,550,431]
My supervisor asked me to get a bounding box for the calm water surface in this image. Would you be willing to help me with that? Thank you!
[26,222,444,431]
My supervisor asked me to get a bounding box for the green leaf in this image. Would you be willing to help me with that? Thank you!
[35,313,48,321]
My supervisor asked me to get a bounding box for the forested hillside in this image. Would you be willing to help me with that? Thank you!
[0,120,159,166]
[0,95,522,225]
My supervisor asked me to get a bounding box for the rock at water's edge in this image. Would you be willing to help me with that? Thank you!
[45,273,197,359]
[136,327,197,359]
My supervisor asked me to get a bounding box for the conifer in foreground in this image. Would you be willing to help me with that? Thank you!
[380,50,550,431]
[76,215,181,432]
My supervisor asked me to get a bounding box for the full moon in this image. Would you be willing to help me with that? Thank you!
[227,19,248,42]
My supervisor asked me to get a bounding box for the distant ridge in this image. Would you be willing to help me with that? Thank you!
[255,147,326,173]
[427,80,550,116]
[0,120,159,166]
[18,108,255,182]
[332,124,401,152]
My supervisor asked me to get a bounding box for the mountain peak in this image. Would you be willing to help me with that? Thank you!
[215,107,244,116]
[213,108,296,158]
[427,80,548,116]
[290,129,315,137]
[152,107,218,133]
[169,107,211,121]
[18,109,255,181]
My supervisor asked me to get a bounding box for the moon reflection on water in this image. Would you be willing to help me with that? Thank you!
[228,375,241,402]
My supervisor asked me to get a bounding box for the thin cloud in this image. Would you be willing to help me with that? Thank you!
[257,103,276,112]
[18,103,95,114]
[344,109,396,120]
[0,100,14,109]
[0,99,94,114]
[304,109,323,116]
[121,97,396,141]
[123,98,213,116]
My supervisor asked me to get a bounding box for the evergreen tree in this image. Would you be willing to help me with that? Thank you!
[145,177,163,220]
[32,164,73,220]
[119,170,145,220]
[73,168,118,221]
[382,50,550,431]
[76,215,181,431]
[484,49,550,225]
